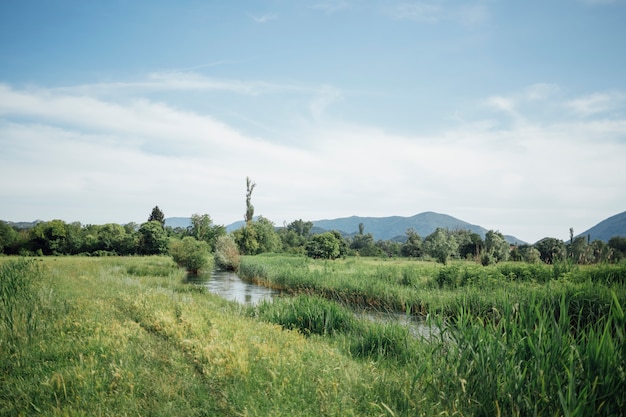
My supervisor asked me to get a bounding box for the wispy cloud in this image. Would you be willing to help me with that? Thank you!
[1,79,625,242]
[566,92,625,116]
[251,13,277,23]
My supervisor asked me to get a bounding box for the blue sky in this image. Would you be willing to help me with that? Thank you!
[1,0,625,243]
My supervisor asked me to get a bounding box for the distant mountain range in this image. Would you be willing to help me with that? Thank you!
[575,210,626,242]
[168,211,526,244]
[308,212,525,244]
[6,210,625,244]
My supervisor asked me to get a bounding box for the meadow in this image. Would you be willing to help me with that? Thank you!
[1,255,625,416]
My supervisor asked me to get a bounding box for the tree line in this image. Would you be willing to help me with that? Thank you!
[1,209,625,265]
[2,178,625,265]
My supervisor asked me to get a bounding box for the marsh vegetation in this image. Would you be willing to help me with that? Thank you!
[1,255,624,416]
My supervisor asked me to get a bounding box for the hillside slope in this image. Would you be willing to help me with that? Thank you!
[576,211,626,242]
[311,211,525,244]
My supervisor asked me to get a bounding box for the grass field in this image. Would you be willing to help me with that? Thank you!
[1,255,625,416]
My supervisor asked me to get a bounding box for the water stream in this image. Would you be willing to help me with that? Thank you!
[186,269,279,305]
[188,269,440,340]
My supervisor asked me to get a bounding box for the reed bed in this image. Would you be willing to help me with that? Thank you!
[2,255,624,416]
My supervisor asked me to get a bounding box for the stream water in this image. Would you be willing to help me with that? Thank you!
[188,269,441,340]
[186,269,279,304]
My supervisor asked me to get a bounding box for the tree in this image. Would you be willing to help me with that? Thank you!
[568,236,591,264]
[189,213,226,251]
[251,217,281,254]
[534,237,566,264]
[608,236,626,260]
[455,230,483,260]
[280,219,313,254]
[484,230,510,263]
[306,232,341,259]
[214,235,240,271]
[233,225,259,255]
[287,219,313,237]
[401,228,422,258]
[244,177,256,224]
[138,221,169,255]
[170,237,211,274]
[424,228,458,265]
[0,221,18,254]
[29,220,69,255]
[148,206,165,227]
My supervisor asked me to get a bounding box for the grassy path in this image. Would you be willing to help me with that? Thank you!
[1,257,394,416]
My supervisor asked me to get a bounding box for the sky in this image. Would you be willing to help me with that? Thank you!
[1,0,625,243]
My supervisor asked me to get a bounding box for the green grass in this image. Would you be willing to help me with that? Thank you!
[1,255,625,416]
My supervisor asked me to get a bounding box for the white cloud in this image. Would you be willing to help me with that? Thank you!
[251,13,277,23]
[1,80,625,243]
[566,92,625,116]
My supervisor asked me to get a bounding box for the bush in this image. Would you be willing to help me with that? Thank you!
[214,235,240,271]
[169,237,212,274]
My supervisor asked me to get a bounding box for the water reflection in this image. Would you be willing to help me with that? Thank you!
[186,270,442,340]
[187,269,278,305]
[357,310,442,340]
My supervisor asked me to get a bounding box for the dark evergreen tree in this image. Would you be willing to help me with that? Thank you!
[148,206,165,227]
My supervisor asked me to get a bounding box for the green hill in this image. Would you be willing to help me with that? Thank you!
[311,212,525,244]
[576,211,626,242]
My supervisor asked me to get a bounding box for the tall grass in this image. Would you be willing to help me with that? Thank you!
[2,256,625,416]
[429,291,626,416]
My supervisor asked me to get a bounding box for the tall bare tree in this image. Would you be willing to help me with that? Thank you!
[244,177,256,224]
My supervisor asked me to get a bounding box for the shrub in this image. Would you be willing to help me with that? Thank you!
[169,237,212,274]
[214,235,240,271]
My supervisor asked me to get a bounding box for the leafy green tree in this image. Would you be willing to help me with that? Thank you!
[234,216,281,255]
[287,219,313,237]
[401,228,422,258]
[567,236,591,264]
[189,213,226,251]
[29,220,69,255]
[63,222,85,255]
[279,219,314,254]
[170,237,211,274]
[148,206,165,227]
[138,221,169,255]
[97,223,127,253]
[214,235,240,271]
[0,221,18,254]
[306,232,341,259]
[376,239,401,257]
[424,228,458,265]
[608,236,626,261]
[349,223,382,256]
[484,230,510,263]
[534,237,566,264]
[455,230,483,260]
[233,225,259,255]
[511,244,541,263]
[251,217,281,254]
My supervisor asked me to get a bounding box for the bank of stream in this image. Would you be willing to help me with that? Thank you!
[187,269,440,340]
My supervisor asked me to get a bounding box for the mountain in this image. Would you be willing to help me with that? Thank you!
[576,211,626,242]
[164,217,192,229]
[2,220,43,229]
[311,212,525,244]
[166,212,526,243]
